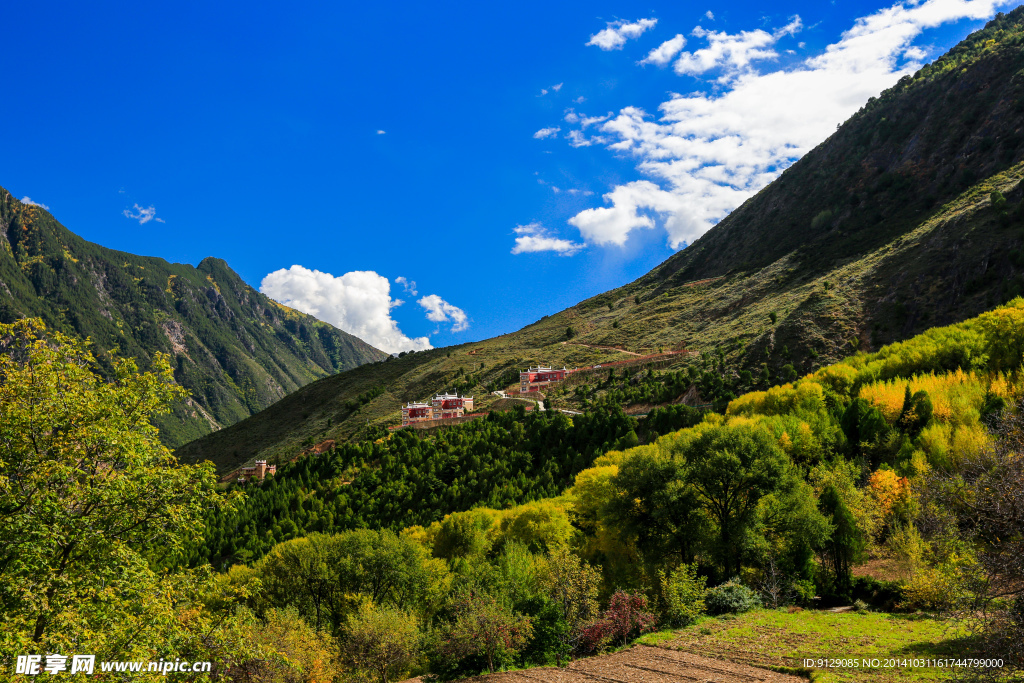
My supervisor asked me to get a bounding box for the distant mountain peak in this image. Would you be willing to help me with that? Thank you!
[0,185,387,447]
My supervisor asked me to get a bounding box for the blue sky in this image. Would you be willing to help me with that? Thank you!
[3,0,1015,352]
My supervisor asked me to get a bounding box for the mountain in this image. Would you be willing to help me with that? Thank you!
[179,8,1024,473]
[0,188,388,447]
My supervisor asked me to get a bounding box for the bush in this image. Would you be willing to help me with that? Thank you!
[432,594,533,676]
[576,591,656,653]
[661,563,708,627]
[705,579,762,615]
[340,603,421,683]
[811,209,834,230]
[850,576,904,611]
[604,590,657,646]
[516,596,568,667]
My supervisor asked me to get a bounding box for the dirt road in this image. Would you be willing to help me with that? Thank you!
[439,644,804,683]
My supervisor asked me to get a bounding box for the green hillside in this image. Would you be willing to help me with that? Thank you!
[177,9,1024,474]
[187,296,1024,568]
[0,188,388,447]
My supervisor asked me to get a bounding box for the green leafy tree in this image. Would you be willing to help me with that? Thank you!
[541,548,601,661]
[817,484,865,600]
[491,500,574,554]
[782,364,798,382]
[432,509,496,560]
[660,563,708,627]
[232,606,342,683]
[259,529,451,635]
[606,450,707,566]
[0,319,227,656]
[340,602,422,683]
[674,424,794,577]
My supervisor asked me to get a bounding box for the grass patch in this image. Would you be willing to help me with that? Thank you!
[654,608,977,683]
[636,629,684,646]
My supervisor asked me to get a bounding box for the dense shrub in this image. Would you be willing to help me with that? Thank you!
[705,579,762,615]
[661,563,708,626]
[576,591,657,653]
[604,591,657,646]
[850,576,904,611]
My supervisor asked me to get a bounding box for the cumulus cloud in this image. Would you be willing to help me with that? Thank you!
[706,10,715,20]
[20,197,49,210]
[260,266,431,353]
[395,276,418,296]
[564,0,1012,249]
[418,294,469,332]
[511,223,584,256]
[587,18,658,50]
[534,126,561,139]
[640,34,687,67]
[123,203,165,224]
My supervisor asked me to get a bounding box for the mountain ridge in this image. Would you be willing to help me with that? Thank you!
[0,189,388,446]
[648,11,1024,285]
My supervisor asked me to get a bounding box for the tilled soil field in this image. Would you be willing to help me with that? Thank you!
[442,645,804,683]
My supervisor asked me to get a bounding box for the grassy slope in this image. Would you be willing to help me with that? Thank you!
[0,189,388,447]
[639,609,973,683]
[178,9,1024,472]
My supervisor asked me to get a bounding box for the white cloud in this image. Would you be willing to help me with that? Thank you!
[775,16,804,38]
[640,34,687,67]
[574,96,586,103]
[260,266,431,353]
[539,83,563,96]
[395,276,418,296]
[376,129,387,134]
[123,204,162,225]
[534,126,561,139]
[418,294,469,332]
[511,223,584,256]
[673,25,785,80]
[581,113,612,128]
[20,197,49,210]
[564,0,1012,249]
[587,18,658,50]
[552,82,563,91]
[566,129,608,147]
[563,110,610,130]
[706,10,715,20]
